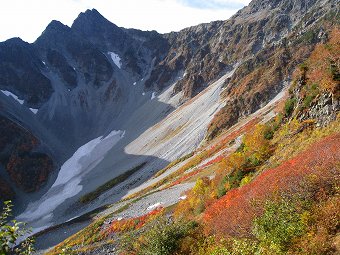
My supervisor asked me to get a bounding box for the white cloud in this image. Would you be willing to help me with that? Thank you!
[178,0,251,9]
[0,0,251,43]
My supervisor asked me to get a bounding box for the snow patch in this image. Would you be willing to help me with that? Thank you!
[142,92,145,96]
[133,82,137,86]
[151,92,156,100]
[42,61,46,65]
[1,90,24,105]
[147,202,163,211]
[108,52,122,69]
[29,108,38,114]
[18,130,125,228]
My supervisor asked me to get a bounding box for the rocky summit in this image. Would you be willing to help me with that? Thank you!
[0,0,339,253]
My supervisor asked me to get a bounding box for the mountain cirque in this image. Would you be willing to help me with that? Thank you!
[0,0,339,250]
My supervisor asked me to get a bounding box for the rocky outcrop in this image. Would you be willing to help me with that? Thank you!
[298,92,339,126]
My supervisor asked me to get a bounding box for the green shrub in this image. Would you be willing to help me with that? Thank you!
[230,239,258,255]
[239,174,253,187]
[217,176,228,198]
[284,98,296,117]
[253,198,308,254]
[263,129,274,140]
[217,185,227,198]
[137,219,196,255]
[302,83,319,109]
[0,201,35,255]
[235,143,245,153]
[195,236,258,255]
[302,95,314,108]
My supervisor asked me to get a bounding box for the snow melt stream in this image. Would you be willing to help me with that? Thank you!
[18,130,125,230]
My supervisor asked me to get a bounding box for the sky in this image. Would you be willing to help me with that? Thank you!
[0,0,251,43]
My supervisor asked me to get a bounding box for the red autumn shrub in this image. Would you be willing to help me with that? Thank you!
[204,134,340,237]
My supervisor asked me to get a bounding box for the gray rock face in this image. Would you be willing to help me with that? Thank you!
[298,92,339,127]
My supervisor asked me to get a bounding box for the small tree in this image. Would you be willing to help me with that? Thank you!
[0,201,35,255]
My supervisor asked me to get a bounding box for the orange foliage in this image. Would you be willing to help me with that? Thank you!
[204,133,340,237]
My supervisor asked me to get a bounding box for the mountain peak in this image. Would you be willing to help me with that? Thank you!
[34,20,73,47]
[75,8,104,22]
[71,8,125,48]
[1,37,27,46]
[72,8,117,29]
[83,8,102,17]
[45,20,70,32]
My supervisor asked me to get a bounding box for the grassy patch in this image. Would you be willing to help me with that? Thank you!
[80,162,146,203]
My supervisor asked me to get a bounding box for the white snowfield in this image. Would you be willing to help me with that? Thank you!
[108,52,122,69]
[1,90,24,104]
[18,130,125,228]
